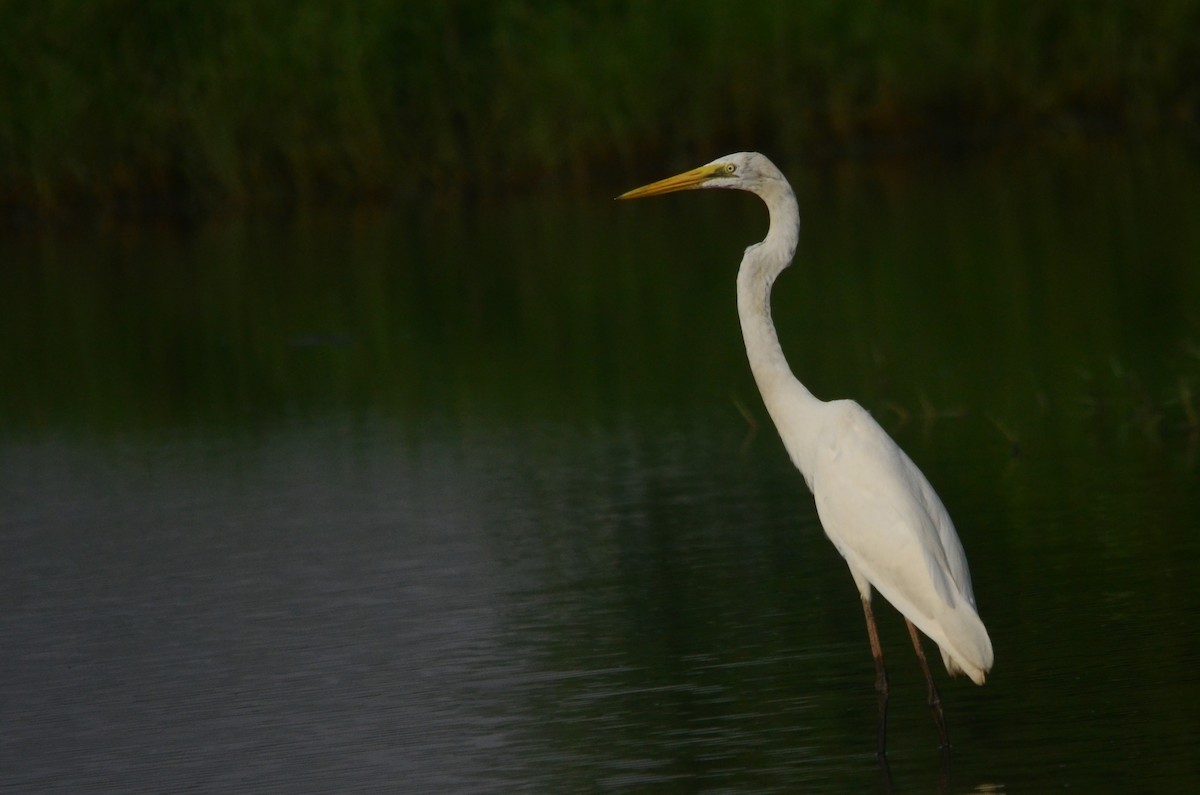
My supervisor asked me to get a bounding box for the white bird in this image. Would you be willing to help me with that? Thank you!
[617,152,992,757]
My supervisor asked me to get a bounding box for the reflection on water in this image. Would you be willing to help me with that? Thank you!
[2,143,1200,792]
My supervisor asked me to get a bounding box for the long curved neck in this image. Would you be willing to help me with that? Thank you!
[735,181,824,476]
[736,182,807,397]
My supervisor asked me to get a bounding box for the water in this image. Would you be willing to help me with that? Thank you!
[3,142,1200,792]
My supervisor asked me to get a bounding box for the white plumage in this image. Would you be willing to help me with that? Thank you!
[619,151,992,754]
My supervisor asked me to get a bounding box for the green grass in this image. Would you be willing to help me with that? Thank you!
[2,1,1199,212]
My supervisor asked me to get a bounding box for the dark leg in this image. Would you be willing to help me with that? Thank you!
[905,618,950,754]
[861,597,889,760]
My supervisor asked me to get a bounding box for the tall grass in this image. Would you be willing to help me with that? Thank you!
[2,1,1198,212]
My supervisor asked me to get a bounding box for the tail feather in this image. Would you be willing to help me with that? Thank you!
[932,603,993,685]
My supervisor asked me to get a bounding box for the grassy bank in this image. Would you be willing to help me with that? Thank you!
[2,1,1199,213]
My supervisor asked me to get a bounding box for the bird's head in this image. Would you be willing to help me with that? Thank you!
[617,152,782,201]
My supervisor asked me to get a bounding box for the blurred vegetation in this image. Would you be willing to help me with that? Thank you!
[2,142,1198,448]
[2,0,1199,213]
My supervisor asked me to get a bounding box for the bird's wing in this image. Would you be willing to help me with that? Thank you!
[809,401,964,619]
[807,401,993,681]
[912,458,977,605]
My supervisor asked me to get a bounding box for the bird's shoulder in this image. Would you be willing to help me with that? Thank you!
[809,399,941,536]
[813,400,902,467]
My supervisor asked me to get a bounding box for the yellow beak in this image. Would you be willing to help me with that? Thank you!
[616,163,726,200]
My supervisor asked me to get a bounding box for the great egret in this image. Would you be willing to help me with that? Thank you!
[617,152,992,757]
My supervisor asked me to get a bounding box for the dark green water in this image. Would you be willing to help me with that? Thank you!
[3,142,1199,792]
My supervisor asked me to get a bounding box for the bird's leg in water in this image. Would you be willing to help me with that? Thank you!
[906,618,950,752]
[861,597,889,758]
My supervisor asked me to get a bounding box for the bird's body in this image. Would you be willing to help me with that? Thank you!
[618,152,992,754]
[802,398,991,683]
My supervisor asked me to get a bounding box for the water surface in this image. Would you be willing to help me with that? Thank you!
[3,142,1199,792]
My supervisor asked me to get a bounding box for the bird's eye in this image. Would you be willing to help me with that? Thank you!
[724,164,737,175]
